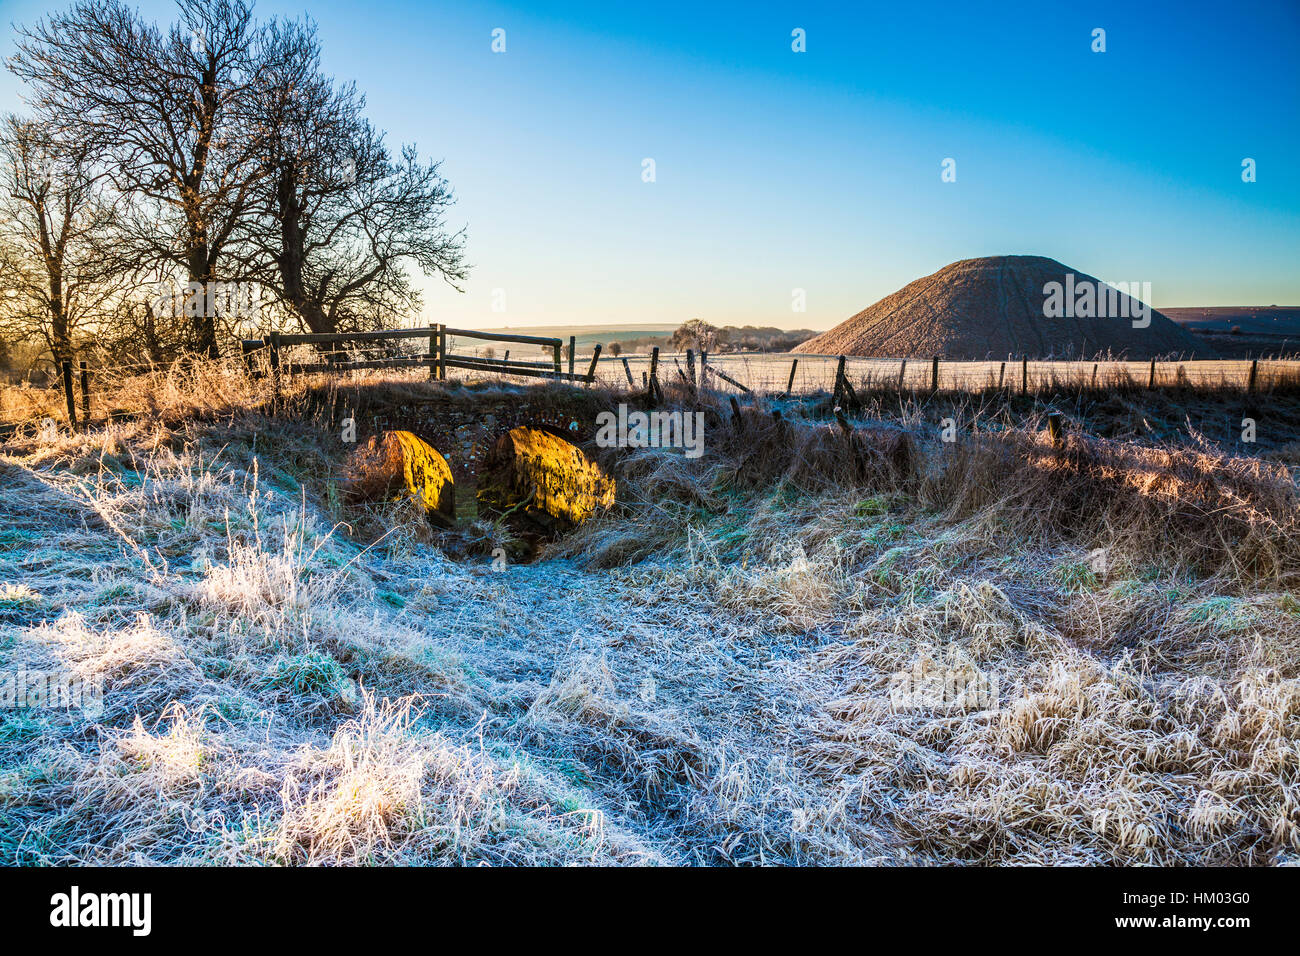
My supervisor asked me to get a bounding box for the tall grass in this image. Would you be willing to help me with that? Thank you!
[1,358,1298,864]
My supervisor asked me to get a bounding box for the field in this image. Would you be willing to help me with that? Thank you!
[2,360,1299,865]
[344,330,1300,394]
[1165,306,1300,334]
[474,324,679,353]
[1166,307,1300,360]
[588,353,1300,395]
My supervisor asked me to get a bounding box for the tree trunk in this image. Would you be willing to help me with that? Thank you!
[46,249,72,366]
[187,245,219,358]
[275,169,334,334]
[49,299,72,367]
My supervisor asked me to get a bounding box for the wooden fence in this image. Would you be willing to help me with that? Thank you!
[26,343,1299,432]
[240,324,604,385]
[587,352,1298,398]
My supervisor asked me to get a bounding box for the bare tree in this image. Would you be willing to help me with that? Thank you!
[0,114,117,369]
[10,0,268,356]
[242,18,467,334]
[0,326,13,379]
[670,318,719,352]
[96,294,194,367]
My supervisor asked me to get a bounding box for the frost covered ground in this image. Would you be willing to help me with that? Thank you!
[2,367,1299,865]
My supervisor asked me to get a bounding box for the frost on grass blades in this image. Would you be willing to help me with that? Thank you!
[1,666,103,718]
[888,659,1000,714]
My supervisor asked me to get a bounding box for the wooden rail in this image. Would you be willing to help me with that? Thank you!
[241,324,604,385]
[24,347,1300,434]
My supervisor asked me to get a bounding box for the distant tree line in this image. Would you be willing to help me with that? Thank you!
[0,0,467,379]
[607,320,815,355]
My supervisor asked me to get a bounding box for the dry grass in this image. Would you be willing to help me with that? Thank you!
[2,359,1298,865]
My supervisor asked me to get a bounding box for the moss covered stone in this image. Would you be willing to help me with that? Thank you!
[342,430,455,524]
[477,426,615,531]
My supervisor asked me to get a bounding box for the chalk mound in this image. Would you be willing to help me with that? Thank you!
[798,256,1213,360]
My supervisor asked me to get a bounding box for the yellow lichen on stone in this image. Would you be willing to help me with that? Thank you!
[477,426,615,529]
[393,430,455,517]
[342,430,455,524]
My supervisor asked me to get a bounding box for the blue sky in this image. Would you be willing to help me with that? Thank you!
[2,0,1297,329]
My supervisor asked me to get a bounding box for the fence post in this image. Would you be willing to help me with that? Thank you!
[786,358,798,396]
[79,361,90,422]
[438,326,447,380]
[898,359,907,391]
[997,361,1005,390]
[1148,358,1156,389]
[931,355,940,393]
[621,356,635,388]
[648,347,661,404]
[1247,359,1258,394]
[1021,357,1028,395]
[60,359,77,428]
[1047,411,1064,450]
[568,335,576,382]
[832,356,846,407]
[584,344,602,385]
[841,365,859,407]
[552,342,563,381]
[428,324,438,380]
[267,329,280,395]
[1091,363,1098,388]
[700,350,709,390]
[685,348,696,386]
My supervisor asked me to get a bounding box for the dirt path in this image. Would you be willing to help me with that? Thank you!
[365,548,857,862]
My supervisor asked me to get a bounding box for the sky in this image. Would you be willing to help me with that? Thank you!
[2,0,1297,330]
